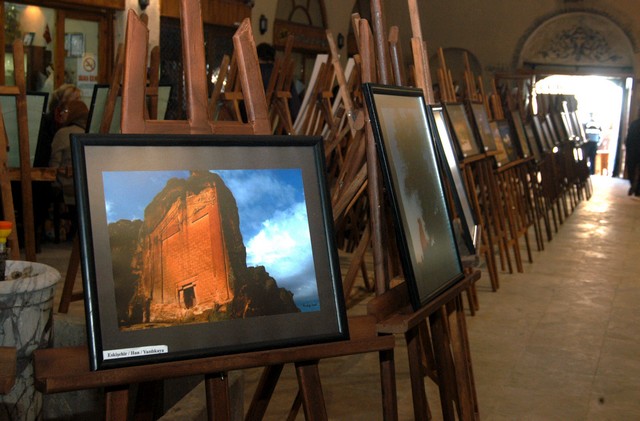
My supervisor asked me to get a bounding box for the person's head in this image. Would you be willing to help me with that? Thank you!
[60,100,89,129]
[51,84,82,125]
[257,43,276,63]
[50,84,81,112]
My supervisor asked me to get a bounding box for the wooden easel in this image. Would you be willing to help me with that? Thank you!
[355,2,480,417]
[57,38,161,315]
[40,2,398,419]
[0,96,20,261]
[0,39,45,262]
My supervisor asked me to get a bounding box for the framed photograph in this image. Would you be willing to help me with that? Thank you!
[570,111,586,142]
[494,120,519,165]
[544,114,561,146]
[362,84,464,310]
[510,110,531,159]
[561,111,575,140]
[431,105,479,255]
[23,32,35,46]
[71,134,348,370]
[540,118,557,151]
[469,102,497,152]
[523,121,542,163]
[532,115,550,153]
[489,121,511,167]
[444,103,482,159]
[70,33,85,57]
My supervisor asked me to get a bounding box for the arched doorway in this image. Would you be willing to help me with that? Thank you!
[517,11,636,177]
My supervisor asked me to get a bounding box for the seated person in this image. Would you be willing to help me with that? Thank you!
[49,99,89,239]
[33,84,82,245]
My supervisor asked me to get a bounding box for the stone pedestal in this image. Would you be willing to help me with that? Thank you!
[0,261,60,421]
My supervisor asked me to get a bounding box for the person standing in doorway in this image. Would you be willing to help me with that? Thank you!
[584,113,602,175]
[625,115,640,196]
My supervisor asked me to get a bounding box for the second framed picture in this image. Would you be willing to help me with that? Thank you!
[363,84,464,310]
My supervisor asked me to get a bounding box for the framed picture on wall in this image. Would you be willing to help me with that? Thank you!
[71,134,349,370]
[363,84,464,310]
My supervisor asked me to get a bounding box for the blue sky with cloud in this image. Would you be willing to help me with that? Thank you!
[102,169,320,312]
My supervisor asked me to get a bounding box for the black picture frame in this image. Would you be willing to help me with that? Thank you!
[489,121,510,167]
[532,115,551,153]
[540,117,557,151]
[431,105,479,255]
[71,134,349,370]
[444,103,482,159]
[491,120,519,166]
[523,121,542,163]
[469,102,497,152]
[570,111,586,142]
[544,114,561,146]
[362,84,464,311]
[510,110,531,159]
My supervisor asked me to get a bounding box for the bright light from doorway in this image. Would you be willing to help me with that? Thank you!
[533,75,624,176]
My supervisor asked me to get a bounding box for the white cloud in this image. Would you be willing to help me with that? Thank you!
[245,201,316,294]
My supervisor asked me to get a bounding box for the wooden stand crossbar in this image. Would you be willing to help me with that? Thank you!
[368,270,481,421]
[34,316,396,420]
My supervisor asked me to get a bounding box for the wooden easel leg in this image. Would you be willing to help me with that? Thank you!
[105,385,130,421]
[379,348,398,421]
[133,380,164,420]
[58,235,81,313]
[429,308,457,421]
[295,360,327,421]
[205,372,231,421]
[245,364,285,420]
[405,326,431,420]
[286,391,302,421]
[446,298,477,421]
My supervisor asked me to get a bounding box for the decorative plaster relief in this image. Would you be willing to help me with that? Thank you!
[521,12,633,68]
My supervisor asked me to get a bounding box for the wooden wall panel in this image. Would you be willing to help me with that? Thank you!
[36,0,124,9]
[161,0,251,27]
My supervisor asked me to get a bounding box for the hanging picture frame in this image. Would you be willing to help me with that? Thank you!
[72,134,349,370]
[363,84,464,310]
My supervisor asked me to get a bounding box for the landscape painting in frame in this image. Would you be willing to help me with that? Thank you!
[72,134,348,370]
[363,84,464,310]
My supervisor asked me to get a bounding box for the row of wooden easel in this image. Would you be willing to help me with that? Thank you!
[2,0,591,420]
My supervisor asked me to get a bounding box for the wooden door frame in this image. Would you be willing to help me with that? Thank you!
[0,1,114,87]
[54,8,114,88]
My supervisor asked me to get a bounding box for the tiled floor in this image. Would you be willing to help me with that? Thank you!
[43,175,640,419]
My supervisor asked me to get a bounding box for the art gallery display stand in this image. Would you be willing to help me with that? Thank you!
[368,269,481,421]
[33,315,397,420]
